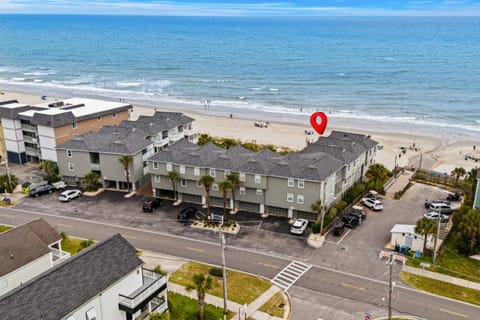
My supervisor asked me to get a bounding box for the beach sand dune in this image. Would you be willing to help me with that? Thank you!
[1,89,477,174]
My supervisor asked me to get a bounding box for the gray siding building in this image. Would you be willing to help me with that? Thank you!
[148,131,378,220]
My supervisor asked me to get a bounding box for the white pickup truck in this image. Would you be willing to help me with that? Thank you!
[52,181,67,190]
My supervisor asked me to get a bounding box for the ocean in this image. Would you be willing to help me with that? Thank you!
[0,15,479,136]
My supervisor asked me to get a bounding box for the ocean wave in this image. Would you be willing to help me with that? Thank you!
[268,88,279,92]
[117,82,142,87]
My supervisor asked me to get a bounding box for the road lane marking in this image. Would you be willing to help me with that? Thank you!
[440,308,468,318]
[57,223,74,229]
[341,283,366,291]
[257,262,280,269]
[186,246,205,253]
[0,214,13,218]
[123,234,137,239]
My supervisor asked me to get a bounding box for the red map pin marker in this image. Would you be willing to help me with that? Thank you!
[310,112,328,135]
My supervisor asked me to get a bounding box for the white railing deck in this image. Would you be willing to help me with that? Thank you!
[118,270,167,310]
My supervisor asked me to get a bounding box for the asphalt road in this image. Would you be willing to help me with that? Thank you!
[1,207,478,320]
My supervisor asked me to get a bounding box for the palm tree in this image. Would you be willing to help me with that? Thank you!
[38,160,59,183]
[459,209,480,254]
[226,173,240,213]
[366,163,388,190]
[452,167,466,186]
[415,217,437,256]
[199,174,215,214]
[311,199,325,235]
[465,168,478,198]
[186,273,214,320]
[168,170,180,201]
[219,180,232,219]
[82,171,101,192]
[118,155,133,192]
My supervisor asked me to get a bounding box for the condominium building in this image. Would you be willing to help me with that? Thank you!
[0,218,70,296]
[0,234,168,320]
[0,98,131,163]
[56,111,197,190]
[148,131,378,220]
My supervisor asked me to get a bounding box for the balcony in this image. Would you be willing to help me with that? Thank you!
[152,137,169,147]
[118,269,167,313]
[184,127,198,137]
[21,123,37,132]
[51,248,71,266]
[90,163,101,171]
[25,146,41,156]
[169,132,184,143]
[23,135,38,144]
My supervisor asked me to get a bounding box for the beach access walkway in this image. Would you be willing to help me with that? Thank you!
[384,169,415,199]
[141,251,290,320]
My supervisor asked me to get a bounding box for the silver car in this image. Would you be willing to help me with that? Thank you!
[58,189,82,202]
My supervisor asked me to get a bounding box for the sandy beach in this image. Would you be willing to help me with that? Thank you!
[1,89,478,174]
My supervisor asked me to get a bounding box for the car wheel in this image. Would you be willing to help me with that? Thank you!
[34,194,39,198]
[49,190,53,194]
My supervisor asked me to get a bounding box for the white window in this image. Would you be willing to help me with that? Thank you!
[66,150,72,158]
[112,112,117,118]
[239,173,245,181]
[255,174,261,184]
[72,122,77,129]
[239,187,246,195]
[256,189,263,195]
[154,175,161,182]
[297,194,304,204]
[287,178,294,187]
[210,168,216,177]
[68,163,74,171]
[224,170,231,177]
[298,179,305,189]
[86,307,97,320]
[153,162,159,169]
[180,165,186,174]
[166,163,172,172]
[212,183,218,191]
[181,179,187,187]
[287,193,294,202]
[196,180,202,187]
[194,167,200,176]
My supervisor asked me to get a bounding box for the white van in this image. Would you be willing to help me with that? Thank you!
[428,202,453,214]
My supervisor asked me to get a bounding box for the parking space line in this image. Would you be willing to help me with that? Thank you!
[439,308,468,318]
[186,246,205,253]
[336,228,351,245]
[0,214,13,218]
[57,223,74,229]
[341,283,366,291]
[123,234,137,239]
[257,262,280,269]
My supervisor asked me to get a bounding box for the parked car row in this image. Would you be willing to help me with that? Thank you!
[361,197,383,211]
[28,181,81,202]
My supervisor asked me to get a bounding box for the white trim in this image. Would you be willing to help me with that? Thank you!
[287,178,294,187]
[255,174,261,184]
[180,165,186,174]
[297,194,304,204]
[287,193,294,203]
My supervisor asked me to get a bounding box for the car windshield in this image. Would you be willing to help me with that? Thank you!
[293,221,304,227]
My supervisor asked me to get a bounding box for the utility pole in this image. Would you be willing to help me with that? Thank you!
[220,231,228,320]
[432,208,442,264]
[419,153,423,170]
[387,254,395,320]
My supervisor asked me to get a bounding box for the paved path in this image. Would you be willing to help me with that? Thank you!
[403,265,480,290]
[385,170,414,199]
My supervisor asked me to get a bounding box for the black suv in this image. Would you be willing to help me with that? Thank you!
[333,222,346,236]
[341,215,361,228]
[142,198,161,212]
[29,184,55,197]
[178,206,198,221]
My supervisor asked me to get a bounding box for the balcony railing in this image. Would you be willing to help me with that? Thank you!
[51,248,71,266]
[90,163,101,171]
[25,146,41,156]
[169,133,184,143]
[22,123,37,132]
[183,127,198,136]
[118,269,167,310]
[152,137,169,147]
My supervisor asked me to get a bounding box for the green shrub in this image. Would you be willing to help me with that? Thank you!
[153,264,167,276]
[209,267,224,277]
[311,223,321,234]
[335,200,348,211]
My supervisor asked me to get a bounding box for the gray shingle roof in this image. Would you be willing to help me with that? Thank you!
[0,234,143,320]
[0,218,61,277]
[57,126,151,154]
[128,111,194,135]
[31,111,76,127]
[149,130,376,181]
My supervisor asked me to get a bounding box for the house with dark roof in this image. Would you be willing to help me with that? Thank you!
[474,169,480,210]
[148,131,378,220]
[0,233,168,320]
[0,98,132,164]
[55,111,196,190]
[0,218,69,296]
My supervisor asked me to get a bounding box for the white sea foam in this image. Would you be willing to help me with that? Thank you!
[116,82,142,87]
[384,57,397,61]
[12,77,26,81]
[268,88,279,92]
[250,87,264,91]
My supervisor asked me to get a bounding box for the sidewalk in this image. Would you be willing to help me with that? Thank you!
[385,170,414,199]
[141,250,290,320]
[402,265,480,290]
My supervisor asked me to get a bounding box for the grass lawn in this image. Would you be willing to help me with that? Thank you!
[407,243,480,283]
[61,236,95,256]
[158,292,234,320]
[0,224,12,233]
[258,291,285,318]
[169,262,271,305]
[400,272,480,306]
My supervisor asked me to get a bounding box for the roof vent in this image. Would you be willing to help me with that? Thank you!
[113,140,123,145]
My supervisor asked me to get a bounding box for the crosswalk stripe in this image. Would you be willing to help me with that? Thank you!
[271,260,312,291]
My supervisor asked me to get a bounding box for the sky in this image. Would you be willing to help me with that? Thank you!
[0,0,480,16]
